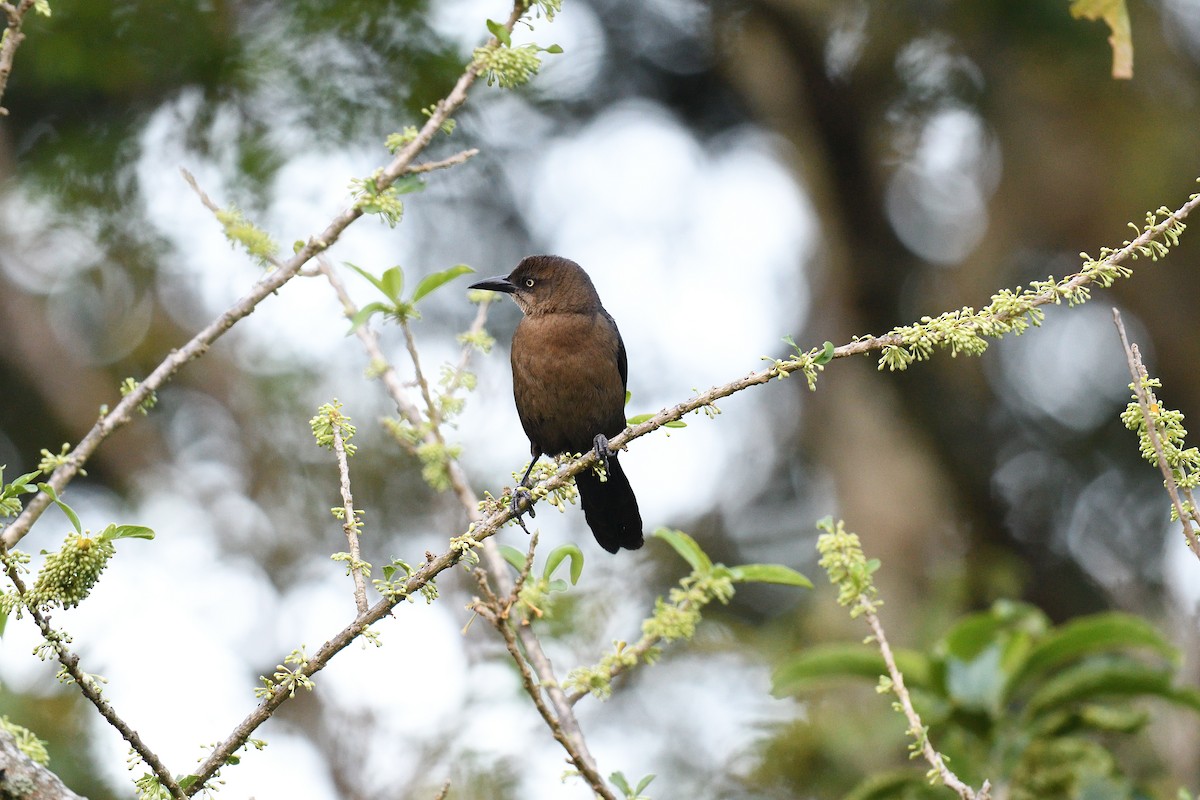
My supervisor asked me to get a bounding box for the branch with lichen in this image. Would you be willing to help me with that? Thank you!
[817,518,991,800]
[1112,309,1200,560]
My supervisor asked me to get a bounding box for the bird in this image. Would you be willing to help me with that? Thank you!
[470,255,644,553]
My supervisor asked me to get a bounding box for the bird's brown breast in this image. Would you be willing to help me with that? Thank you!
[510,311,626,455]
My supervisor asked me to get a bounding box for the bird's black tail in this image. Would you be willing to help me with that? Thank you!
[575,456,644,553]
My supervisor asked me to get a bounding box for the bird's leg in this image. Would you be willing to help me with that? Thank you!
[592,433,615,481]
[511,456,539,535]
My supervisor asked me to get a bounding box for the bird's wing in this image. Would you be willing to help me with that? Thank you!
[602,308,629,392]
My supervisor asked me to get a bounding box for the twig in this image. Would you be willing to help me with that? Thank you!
[331,424,369,615]
[407,148,480,174]
[1,560,186,800]
[1112,309,1200,559]
[0,0,38,116]
[861,601,990,800]
[472,570,618,800]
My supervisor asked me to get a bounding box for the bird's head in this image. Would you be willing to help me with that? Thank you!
[469,255,602,316]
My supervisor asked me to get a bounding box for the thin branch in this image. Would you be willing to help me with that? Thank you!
[0,0,38,116]
[1,561,185,800]
[473,570,618,800]
[331,424,369,615]
[861,601,990,800]
[407,148,480,174]
[1112,309,1200,559]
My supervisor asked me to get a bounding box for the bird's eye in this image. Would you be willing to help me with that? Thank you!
[524,278,535,288]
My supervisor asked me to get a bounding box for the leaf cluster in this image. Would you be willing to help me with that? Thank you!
[774,601,1200,799]
[565,529,810,700]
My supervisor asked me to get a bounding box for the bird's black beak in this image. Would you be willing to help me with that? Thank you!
[469,275,517,294]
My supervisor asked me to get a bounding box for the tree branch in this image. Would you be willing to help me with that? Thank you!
[1112,308,1200,559]
[861,600,990,800]
[331,423,369,615]
[0,559,185,800]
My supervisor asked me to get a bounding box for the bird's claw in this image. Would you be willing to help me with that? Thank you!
[510,486,536,535]
[592,433,616,478]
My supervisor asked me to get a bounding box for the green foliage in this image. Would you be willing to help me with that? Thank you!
[119,377,158,416]
[498,542,583,621]
[25,522,154,612]
[766,335,827,390]
[0,465,41,517]
[309,399,357,455]
[815,516,881,617]
[610,771,655,799]
[876,204,1189,372]
[254,648,315,699]
[473,16,563,89]
[346,262,474,329]
[37,444,81,476]
[1120,372,1200,526]
[374,558,438,604]
[349,170,425,227]
[0,715,50,765]
[773,600,1200,799]
[214,206,278,265]
[565,529,809,699]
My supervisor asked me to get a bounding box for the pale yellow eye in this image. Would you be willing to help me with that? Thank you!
[525,278,535,287]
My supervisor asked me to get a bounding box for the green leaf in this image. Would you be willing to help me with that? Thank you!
[10,469,42,490]
[543,544,584,585]
[345,262,389,297]
[178,776,198,790]
[380,266,405,303]
[844,770,936,800]
[814,340,836,365]
[498,545,528,573]
[772,644,932,697]
[608,772,632,795]
[392,175,427,196]
[944,643,1006,713]
[1025,658,1182,718]
[545,44,564,54]
[103,524,155,541]
[37,483,81,534]
[382,564,396,581]
[728,563,812,588]
[0,607,7,638]
[486,18,512,47]
[1007,612,1177,697]
[412,264,475,304]
[652,528,712,573]
[347,301,394,334]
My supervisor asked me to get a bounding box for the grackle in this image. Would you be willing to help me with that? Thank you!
[470,255,644,553]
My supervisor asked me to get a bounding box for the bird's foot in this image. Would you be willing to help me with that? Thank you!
[592,434,615,479]
[510,486,536,535]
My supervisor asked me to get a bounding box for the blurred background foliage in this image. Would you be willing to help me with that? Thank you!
[2,0,1199,798]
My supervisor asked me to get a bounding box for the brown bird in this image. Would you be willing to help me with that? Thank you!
[470,255,644,553]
